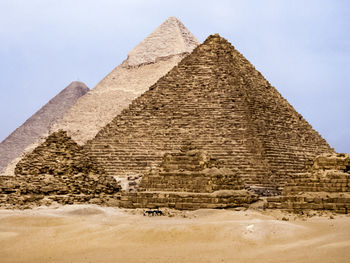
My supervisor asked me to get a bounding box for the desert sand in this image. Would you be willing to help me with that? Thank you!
[0,205,349,263]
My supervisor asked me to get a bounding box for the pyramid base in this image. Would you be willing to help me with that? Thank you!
[119,190,258,210]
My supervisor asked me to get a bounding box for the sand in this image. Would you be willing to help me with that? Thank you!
[0,205,349,263]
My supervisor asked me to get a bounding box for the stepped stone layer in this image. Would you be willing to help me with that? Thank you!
[86,34,333,194]
[50,17,200,145]
[119,148,258,210]
[0,130,121,209]
[265,153,350,213]
[0,81,89,175]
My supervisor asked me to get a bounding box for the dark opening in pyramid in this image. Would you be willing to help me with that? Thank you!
[84,34,333,194]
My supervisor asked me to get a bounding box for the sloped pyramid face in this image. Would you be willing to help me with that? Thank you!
[86,34,333,192]
[50,17,200,145]
[123,16,199,67]
[0,81,89,175]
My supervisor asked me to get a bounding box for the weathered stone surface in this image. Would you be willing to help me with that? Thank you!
[0,130,120,209]
[123,16,199,67]
[0,81,89,175]
[15,130,103,177]
[86,34,333,193]
[265,153,350,213]
[119,149,258,209]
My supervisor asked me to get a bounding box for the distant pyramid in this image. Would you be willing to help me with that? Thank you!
[50,17,200,144]
[0,81,89,175]
[83,34,333,193]
[2,17,200,176]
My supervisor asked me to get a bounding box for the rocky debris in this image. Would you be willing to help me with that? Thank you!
[119,149,258,210]
[265,153,350,213]
[0,130,121,209]
[0,81,89,175]
[310,153,350,171]
[86,34,332,193]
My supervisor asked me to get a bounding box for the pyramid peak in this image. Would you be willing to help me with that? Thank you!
[123,17,200,67]
[66,81,89,91]
[203,34,232,46]
[165,16,181,22]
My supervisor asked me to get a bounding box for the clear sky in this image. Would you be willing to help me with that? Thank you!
[0,0,349,153]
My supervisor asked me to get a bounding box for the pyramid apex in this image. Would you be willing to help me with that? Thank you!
[199,34,235,51]
[123,17,200,67]
[67,81,89,90]
[64,81,90,94]
[205,34,229,43]
[166,16,180,22]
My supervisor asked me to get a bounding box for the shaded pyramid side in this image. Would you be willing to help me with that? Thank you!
[0,81,89,174]
[50,17,200,145]
[85,34,333,193]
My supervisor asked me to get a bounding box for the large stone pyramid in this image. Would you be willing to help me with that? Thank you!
[85,34,333,194]
[50,17,199,145]
[0,81,89,175]
[1,17,200,176]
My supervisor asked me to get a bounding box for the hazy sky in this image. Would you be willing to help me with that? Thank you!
[0,0,349,153]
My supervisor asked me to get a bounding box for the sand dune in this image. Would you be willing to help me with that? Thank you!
[0,206,349,263]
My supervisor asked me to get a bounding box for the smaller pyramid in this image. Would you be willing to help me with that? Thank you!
[265,153,350,213]
[0,81,89,175]
[120,149,258,210]
[0,130,120,209]
[15,130,103,177]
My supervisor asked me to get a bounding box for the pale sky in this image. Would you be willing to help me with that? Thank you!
[0,0,349,153]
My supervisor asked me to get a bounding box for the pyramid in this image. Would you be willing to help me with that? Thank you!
[84,34,333,194]
[50,17,200,144]
[0,130,120,209]
[265,153,350,213]
[0,81,89,175]
[1,17,200,176]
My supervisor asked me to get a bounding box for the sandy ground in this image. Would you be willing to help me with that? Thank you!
[0,205,349,263]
